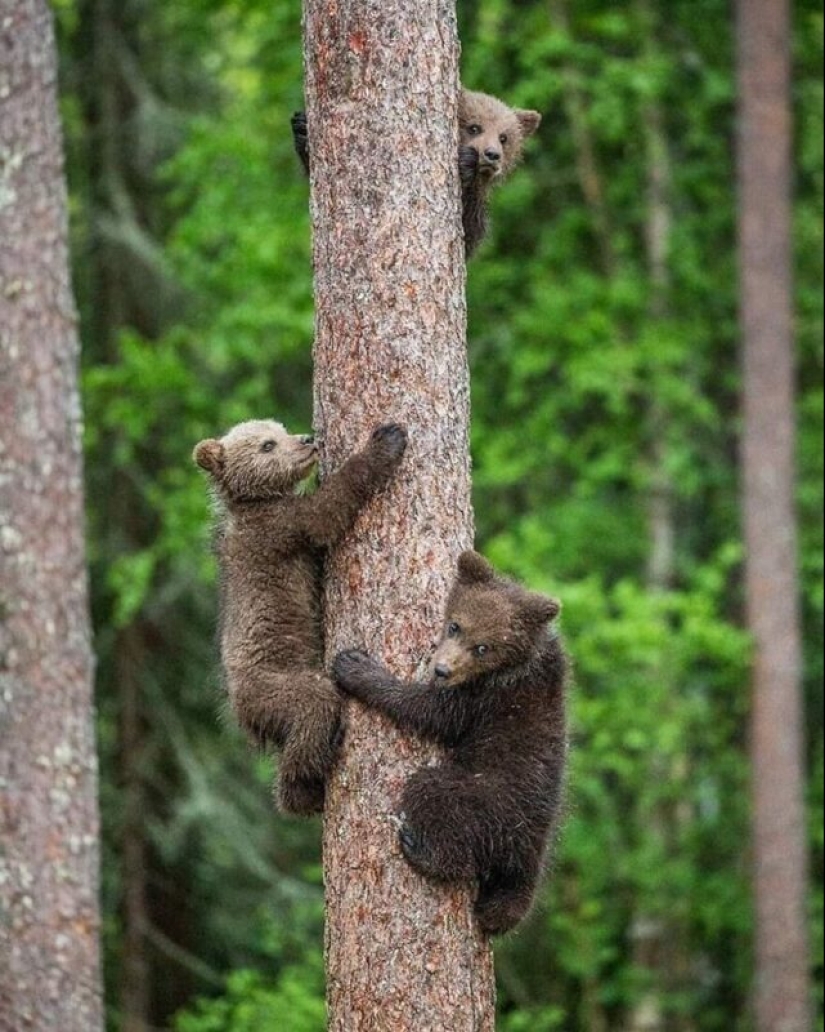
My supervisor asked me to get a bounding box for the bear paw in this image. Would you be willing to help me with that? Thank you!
[291,111,308,141]
[278,774,325,817]
[398,822,446,884]
[399,823,425,865]
[371,423,408,462]
[459,145,480,186]
[333,649,382,696]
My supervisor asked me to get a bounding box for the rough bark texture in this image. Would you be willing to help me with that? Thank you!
[0,2,104,1029]
[303,0,496,1029]
[117,627,151,1032]
[737,1,811,1030]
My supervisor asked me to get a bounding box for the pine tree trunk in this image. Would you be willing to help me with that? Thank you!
[0,2,104,1029]
[628,21,672,1031]
[303,1,496,1028]
[737,1,811,1030]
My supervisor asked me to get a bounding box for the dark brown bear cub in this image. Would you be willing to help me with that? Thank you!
[334,551,567,935]
[195,420,408,816]
[291,88,541,257]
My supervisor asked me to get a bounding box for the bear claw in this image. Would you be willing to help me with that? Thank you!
[333,649,373,693]
[371,424,408,461]
[399,824,424,863]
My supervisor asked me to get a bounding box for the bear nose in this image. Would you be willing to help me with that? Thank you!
[484,148,501,163]
[434,664,451,681]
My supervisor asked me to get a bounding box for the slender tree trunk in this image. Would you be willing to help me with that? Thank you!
[117,626,151,1032]
[303,1,496,1029]
[628,47,671,1032]
[0,2,104,1029]
[642,84,675,600]
[75,3,163,1024]
[737,2,811,1030]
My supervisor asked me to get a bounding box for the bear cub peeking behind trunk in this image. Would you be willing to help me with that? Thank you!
[291,88,541,258]
[195,420,408,816]
[334,551,568,935]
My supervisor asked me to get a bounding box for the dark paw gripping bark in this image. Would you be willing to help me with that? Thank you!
[195,420,408,816]
[334,551,567,934]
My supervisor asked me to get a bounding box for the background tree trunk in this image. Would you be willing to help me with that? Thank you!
[303,0,496,1028]
[737,1,811,1030]
[0,2,104,1029]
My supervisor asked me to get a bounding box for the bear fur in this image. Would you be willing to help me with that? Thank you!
[458,89,542,256]
[291,88,541,257]
[333,551,567,935]
[195,419,408,816]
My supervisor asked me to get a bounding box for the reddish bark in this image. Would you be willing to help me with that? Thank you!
[303,0,496,1028]
[737,0,811,1029]
[0,1,103,1028]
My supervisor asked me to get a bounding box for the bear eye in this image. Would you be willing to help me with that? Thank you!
[499,133,509,145]
[467,124,483,137]
[475,644,491,658]
[261,441,277,454]
[447,622,461,639]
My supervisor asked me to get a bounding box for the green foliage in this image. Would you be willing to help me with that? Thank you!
[174,884,326,1032]
[55,0,823,1028]
[176,968,324,1032]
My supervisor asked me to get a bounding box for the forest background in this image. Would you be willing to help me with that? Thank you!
[49,0,823,1028]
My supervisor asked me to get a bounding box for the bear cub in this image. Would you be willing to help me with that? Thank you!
[195,419,408,816]
[291,88,541,257]
[457,89,542,256]
[334,551,567,935]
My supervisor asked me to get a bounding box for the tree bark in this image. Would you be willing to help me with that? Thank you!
[0,2,104,1029]
[737,1,811,1030]
[303,1,496,1029]
[117,625,152,1032]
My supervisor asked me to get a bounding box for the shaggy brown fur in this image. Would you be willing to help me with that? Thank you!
[458,90,541,256]
[291,88,541,257]
[333,551,567,936]
[195,420,408,816]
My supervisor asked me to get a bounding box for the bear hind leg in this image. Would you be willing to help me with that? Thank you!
[398,767,485,885]
[276,671,343,817]
[475,851,542,936]
[474,879,536,936]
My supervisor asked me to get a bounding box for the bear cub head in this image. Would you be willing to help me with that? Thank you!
[459,89,542,183]
[429,551,560,688]
[194,420,318,503]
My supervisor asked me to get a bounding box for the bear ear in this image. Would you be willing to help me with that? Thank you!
[193,439,225,476]
[516,110,542,137]
[523,593,561,628]
[457,551,496,586]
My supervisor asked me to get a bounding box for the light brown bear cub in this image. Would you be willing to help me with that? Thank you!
[458,90,542,255]
[291,88,541,257]
[195,420,408,816]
